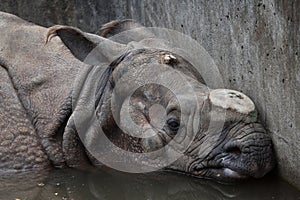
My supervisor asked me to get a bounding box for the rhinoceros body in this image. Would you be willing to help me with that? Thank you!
[0,12,274,181]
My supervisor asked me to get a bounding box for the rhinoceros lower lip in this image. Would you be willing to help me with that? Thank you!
[191,166,249,180]
[222,168,248,179]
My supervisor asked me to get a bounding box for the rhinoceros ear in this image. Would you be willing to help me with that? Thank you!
[100,19,143,38]
[100,19,155,44]
[45,25,126,65]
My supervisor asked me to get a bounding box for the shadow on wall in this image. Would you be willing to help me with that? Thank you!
[0,0,299,189]
[0,0,128,33]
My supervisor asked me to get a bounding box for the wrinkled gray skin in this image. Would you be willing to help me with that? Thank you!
[0,12,274,181]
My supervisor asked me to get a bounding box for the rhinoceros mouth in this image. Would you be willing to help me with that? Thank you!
[164,167,251,183]
[203,167,248,180]
[165,165,249,181]
[190,165,250,181]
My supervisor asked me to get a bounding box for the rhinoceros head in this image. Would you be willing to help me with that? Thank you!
[47,20,275,181]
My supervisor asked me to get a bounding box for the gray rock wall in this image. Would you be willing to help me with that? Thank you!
[0,0,299,189]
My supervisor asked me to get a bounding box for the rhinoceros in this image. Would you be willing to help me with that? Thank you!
[0,11,274,181]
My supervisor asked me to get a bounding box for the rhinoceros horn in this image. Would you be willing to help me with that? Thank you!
[209,89,257,123]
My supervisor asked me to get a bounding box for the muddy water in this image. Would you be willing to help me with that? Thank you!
[0,168,299,200]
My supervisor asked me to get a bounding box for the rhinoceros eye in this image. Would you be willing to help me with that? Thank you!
[167,118,180,131]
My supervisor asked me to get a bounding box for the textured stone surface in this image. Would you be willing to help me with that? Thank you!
[0,0,299,188]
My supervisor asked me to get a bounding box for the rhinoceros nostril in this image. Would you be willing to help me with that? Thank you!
[225,146,242,156]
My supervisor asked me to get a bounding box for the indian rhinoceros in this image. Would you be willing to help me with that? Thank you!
[0,11,274,181]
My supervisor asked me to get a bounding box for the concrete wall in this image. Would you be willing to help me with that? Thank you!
[0,0,299,189]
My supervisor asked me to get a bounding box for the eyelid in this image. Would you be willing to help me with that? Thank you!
[167,108,177,115]
[166,104,180,115]
[167,111,180,123]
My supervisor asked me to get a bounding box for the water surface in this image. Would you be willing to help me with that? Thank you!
[0,168,299,200]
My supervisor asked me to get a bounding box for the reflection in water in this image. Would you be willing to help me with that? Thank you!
[0,168,299,200]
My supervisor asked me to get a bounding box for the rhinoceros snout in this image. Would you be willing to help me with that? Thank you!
[221,131,275,179]
[186,122,275,180]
